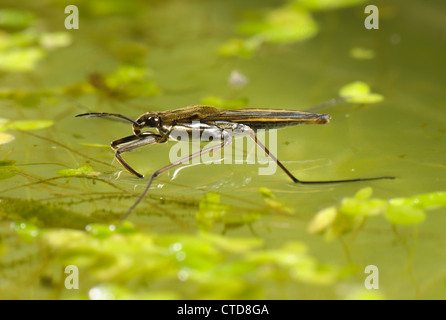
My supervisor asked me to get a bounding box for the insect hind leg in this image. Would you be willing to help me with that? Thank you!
[247,128,395,184]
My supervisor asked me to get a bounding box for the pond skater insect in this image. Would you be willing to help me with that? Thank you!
[76,104,394,222]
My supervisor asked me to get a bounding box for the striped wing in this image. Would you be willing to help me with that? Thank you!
[203,108,331,129]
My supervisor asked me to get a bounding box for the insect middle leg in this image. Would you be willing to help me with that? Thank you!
[111,132,165,178]
[120,134,233,222]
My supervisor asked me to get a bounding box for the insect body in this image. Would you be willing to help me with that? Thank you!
[76,105,393,221]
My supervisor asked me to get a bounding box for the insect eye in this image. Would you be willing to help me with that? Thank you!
[146,117,160,127]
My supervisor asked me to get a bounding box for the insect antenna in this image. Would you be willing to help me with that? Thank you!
[304,96,346,112]
[75,112,139,126]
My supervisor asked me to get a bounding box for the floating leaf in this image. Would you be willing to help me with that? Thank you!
[309,188,380,241]
[385,204,426,225]
[0,165,20,180]
[0,29,39,51]
[106,65,147,86]
[113,221,138,235]
[323,211,363,242]
[354,187,373,201]
[292,0,368,12]
[0,47,45,72]
[350,47,375,60]
[309,188,446,241]
[218,37,262,59]
[339,81,384,104]
[39,32,72,50]
[90,65,159,99]
[238,7,318,43]
[0,88,57,108]
[1,89,54,108]
[14,92,43,108]
[262,8,318,43]
[0,132,15,144]
[307,206,337,234]
[258,187,275,199]
[86,223,116,239]
[57,165,100,177]
[63,82,94,97]
[126,80,160,97]
[390,192,446,211]
[11,221,39,241]
[340,81,370,97]
[6,119,54,131]
[113,42,149,66]
[0,8,35,29]
[85,0,143,17]
[259,187,294,214]
[0,160,16,166]
[340,198,387,217]
[348,93,384,104]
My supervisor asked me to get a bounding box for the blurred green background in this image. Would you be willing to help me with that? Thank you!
[0,0,445,299]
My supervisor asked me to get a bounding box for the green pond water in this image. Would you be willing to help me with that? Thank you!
[0,0,445,299]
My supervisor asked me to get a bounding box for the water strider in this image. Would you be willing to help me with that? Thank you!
[76,104,394,222]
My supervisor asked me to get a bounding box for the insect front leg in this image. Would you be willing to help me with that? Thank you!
[112,132,165,178]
